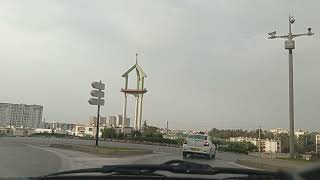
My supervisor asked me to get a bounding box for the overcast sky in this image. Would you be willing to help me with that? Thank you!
[0,0,319,131]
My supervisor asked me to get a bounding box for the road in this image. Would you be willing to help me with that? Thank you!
[0,137,258,177]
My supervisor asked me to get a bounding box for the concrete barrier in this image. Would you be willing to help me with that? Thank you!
[50,144,153,156]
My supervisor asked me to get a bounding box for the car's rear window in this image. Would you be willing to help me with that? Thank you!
[188,134,207,140]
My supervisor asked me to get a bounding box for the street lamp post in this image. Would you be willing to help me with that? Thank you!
[268,15,314,158]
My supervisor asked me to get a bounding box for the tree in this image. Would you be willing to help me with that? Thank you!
[101,128,117,139]
[142,120,148,130]
[143,126,159,137]
[296,133,317,153]
[141,120,161,138]
[208,128,275,140]
[278,133,289,153]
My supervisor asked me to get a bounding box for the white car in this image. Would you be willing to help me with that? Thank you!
[182,133,216,159]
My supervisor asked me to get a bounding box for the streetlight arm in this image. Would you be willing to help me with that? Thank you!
[268,35,288,39]
[292,33,314,38]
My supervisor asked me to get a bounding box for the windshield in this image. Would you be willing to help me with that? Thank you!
[188,135,208,140]
[0,0,319,179]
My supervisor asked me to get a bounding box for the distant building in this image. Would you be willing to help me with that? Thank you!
[116,115,130,127]
[124,118,130,127]
[262,139,281,153]
[114,127,133,134]
[89,116,107,126]
[34,128,52,133]
[0,127,13,135]
[49,122,76,131]
[13,128,35,136]
[116,115,123,127]
[230,137,259,146]
[270,128,289,134]
[0,103,43,128]
[270,128,307,137]
[72,124,105,137]
[108,116,117,127]
[73,125,86,137]
[294,129,308,137]
[230,137,281,153]
[316,134,320,153]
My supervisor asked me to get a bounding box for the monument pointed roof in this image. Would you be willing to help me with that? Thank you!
[122,54,147,78]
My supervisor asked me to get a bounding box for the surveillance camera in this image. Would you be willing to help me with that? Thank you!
[290,17,295,24]
[268,31,276,36]
[308,27,312,32]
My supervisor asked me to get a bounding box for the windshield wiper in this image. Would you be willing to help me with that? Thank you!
[43,160,277,178]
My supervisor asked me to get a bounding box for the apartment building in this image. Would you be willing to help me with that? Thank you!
[0,103,43,128]
[230,137,281,153]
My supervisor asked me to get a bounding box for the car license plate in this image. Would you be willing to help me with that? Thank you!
[191,148,200,151]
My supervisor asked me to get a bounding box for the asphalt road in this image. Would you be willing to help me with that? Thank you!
[0,137,257,177]
[0,139,61,177]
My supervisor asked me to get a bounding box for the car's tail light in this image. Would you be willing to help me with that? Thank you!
[204,141,209,146]
[183,139,188,144]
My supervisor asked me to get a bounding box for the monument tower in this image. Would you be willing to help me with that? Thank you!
[121,53,147,132]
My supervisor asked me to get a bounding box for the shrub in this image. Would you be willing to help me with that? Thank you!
[101,128,117,139]
[117,133,125,139]
[128,136,178,144]
[176,138,185,146]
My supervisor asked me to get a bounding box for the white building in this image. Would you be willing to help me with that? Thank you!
[0,103,43,128]
[230,137,281,153]
[270,128,307,137]
[46,122,76,131]
[116,115,130,127]
[230,137,259,146]
[73,125,86,137]
[73,124,104,137]
[34,128,52,133]
[263,139,281,153]
[294,129,308,137]
[89,116,107,126]
[316,134,320,153]
[270,128,289,134]
[108,116,117,127]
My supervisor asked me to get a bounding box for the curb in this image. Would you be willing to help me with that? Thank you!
[50,144,153,156]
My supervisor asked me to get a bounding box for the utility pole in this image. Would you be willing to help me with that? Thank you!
[268,15,314,159]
